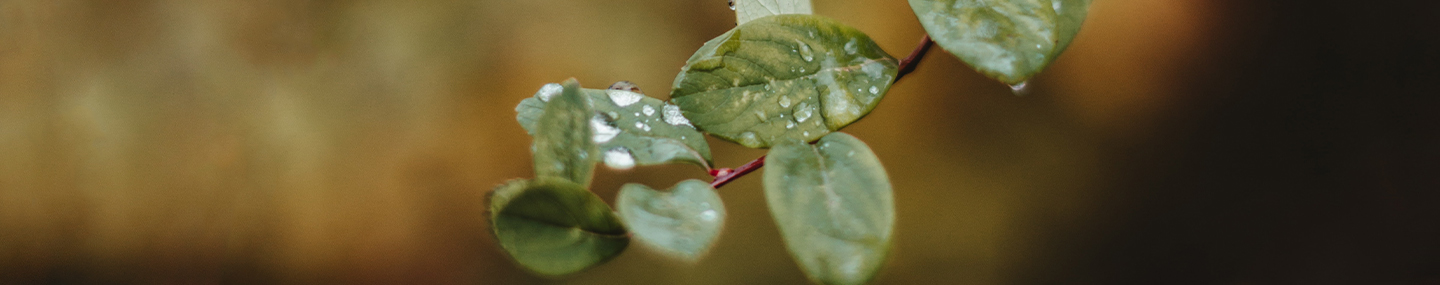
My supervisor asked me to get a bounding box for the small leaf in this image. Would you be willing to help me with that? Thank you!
[532,79,599,186]
[518,82,714,169]
[616,179,726,261]
[763,132,894,285]
[488,178,630,276]
[734,0,813,25]
[909,0,1092,84]
[671,15,899,148]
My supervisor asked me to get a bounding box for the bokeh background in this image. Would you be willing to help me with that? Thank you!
[2,0,1437,284]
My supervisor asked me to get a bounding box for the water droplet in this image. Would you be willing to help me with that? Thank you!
[869,86,880,94]
[1009,81,1030,96]
[1053,0,1062,12]
[738,132,759,146]
[844,38,859,55]
[754,109,766,120]
[796,40,814,62]
[608,80,642,94]
[727,0,736,10]
[603,148,636,170]
[779,96,792,108]
[1036,44,1042,49]
[607,111,619,119]
[793,102,813,123]
[591,114,621,143]
[535,83,562,102]
[802,131,809,137]
[641,105,655,116]
[732,78,742,86]
[606,89,643,107]
[662,104,692,126]
[786,120,795,129]
[700,210,718,221]
[848,150,856,157]
[635,121,645,129]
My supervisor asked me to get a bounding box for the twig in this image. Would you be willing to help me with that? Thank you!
[709,155,765,188]
[893,35,933,83]
[708,35,934,189]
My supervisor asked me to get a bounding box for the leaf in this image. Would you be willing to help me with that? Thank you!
[670,15,899,148]
[531,79,599,186]
[763,132,895,285]
[518,82,714,169]
[734,0,814,26]
[908,0,1092,84]
[616,179,726,261]
[487,178,630,276]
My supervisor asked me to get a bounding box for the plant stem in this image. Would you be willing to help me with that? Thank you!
[894,35,934,83]
[709,155,765,188]
[708,35,934,189]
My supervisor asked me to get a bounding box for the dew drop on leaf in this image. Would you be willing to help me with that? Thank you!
[591,114,621,143]
[1009,81,1030,96]
[535,83,562,102]
[797,40,814,62]
[642,105,656,116]
[606,89,643,107]
[603,148,636,170]
[779,96,792,108]
[608,80,643,94]
[662,104,692,126]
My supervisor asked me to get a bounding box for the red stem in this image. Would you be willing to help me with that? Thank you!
[894,35,934,83]
[709,155,765,188]
[707,35,934,189]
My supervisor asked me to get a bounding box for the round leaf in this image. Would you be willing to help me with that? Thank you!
[616,179,726,261]
[532,79,599,186]
[670,14,899,148]
[909,0,1092,84]
[487,178,630,276]
[518,83,713,169]
[763,132,895,285]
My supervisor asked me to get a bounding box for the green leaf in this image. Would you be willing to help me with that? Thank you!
[488,178,630,276]
[616,179,726,261]
[908,0,1092,84]
[671,14,899,148]
[763,132,895,285]
[734,0,814,26]
[531,79,599,186]
[518,82,714,169]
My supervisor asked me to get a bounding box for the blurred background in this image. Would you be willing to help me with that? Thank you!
[2,0,1437,284]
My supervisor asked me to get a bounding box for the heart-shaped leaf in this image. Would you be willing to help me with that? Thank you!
[518,82,713,169]
[616,179,726,261]
[734,0,813,25]
[670,14,899,148]
[487,178,630,276]
[531,79,600,186]
[909,0,1092,84]
[763,132,895,285]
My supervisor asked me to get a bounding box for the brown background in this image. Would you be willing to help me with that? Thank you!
[2,0,1437,284]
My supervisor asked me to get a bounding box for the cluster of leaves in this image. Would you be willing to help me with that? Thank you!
[488,0,1090,284]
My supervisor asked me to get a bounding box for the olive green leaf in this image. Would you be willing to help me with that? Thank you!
[763,132,895,285]
[616,179,726,261]
[734,0,814,26]
[531,79,600,186]
[518,82,714,169]
[487,178,630,276]
[671,14,899,148]
[908,0,1092,85]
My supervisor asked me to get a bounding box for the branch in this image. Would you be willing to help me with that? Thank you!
[893,35,933,83]
[709,155,765,188]
[708,35,934,189]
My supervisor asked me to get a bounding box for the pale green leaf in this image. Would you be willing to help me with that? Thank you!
[532,79,599,186]
[487,178,630,276]
[763,132,895,285]
[518,82,713,169]
[671,15,899,148]
[616,179,726,261]
[734,0,813,25]
[909,0,1092,84]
